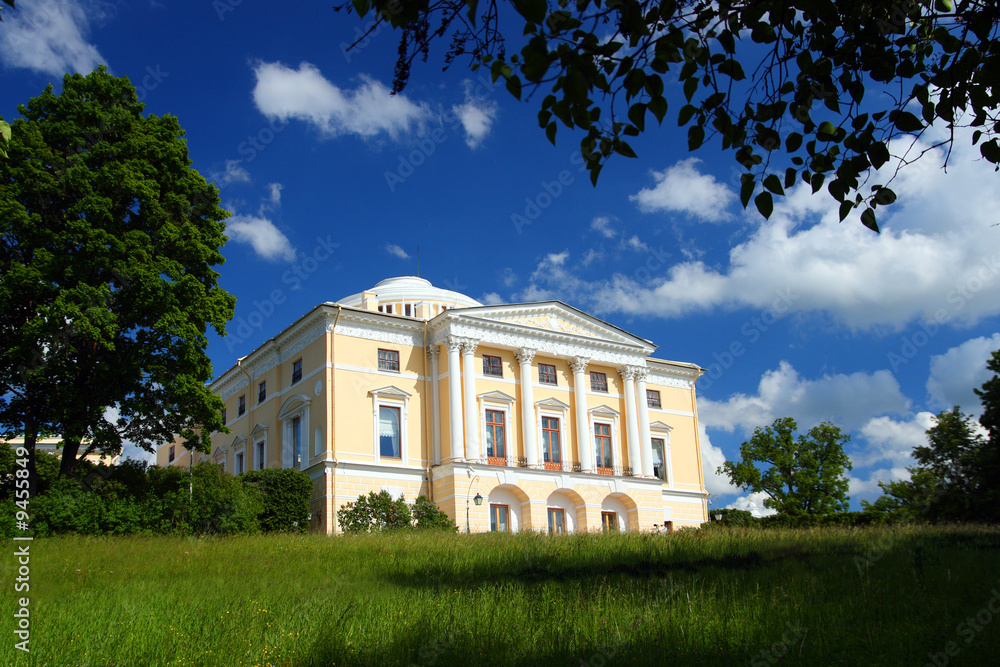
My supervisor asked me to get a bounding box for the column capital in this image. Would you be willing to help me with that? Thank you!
[514,347,536,365]
[635,367,649,382]
[618,365,639,381]
[460,338,478,355]
[427,345,440,361]
[447,336,464,353]
[570,356,589,374]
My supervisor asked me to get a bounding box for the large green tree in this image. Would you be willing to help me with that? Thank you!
[0,67,234,484]
[341,0,1000,231]
[719,417,852,515]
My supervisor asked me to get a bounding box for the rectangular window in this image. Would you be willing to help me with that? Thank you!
[538,363,557,385]
[652,438,667,482]
[379,406,401,458]
[378,349,400,372]
[292,359,302,384]
[646,390,661,409]
[385,304,393,314]
[238,395,246,416]
[405,304,412,317]
[258,381,266,404]
[168,446,175,463]
[595,423,613,470]
[291,416,301,467]
[221,408,227,425]
[590,371,608,392]
[547,507,565,535]
[483,355,503,377]
[490,504,509,532]
[485,409,506,462]
[256,441,265,470]
[236,452,244,475]
[601,511,618,532]
[542,417,561,469]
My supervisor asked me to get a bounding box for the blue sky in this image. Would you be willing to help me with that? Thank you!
[3,1,1000,513]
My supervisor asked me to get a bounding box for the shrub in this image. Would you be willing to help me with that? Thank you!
[239,468,311,532]
[189,462,261,535]
[412,495,458,532]
[338,491,412,533]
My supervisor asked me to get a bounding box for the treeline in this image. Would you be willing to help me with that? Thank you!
[0,452,311,538]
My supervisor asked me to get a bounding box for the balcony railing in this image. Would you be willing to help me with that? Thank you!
[476,457,638,478]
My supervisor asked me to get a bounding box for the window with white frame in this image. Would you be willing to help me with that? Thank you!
[369,386,410,464]
[535,397,570,471]
[278,395,310,470]
[589,405,620,474]
[251,423,268,471]
[479,391,515,466]
[649,421,674,485]
[256,440,266,470]
[236,451,245,474]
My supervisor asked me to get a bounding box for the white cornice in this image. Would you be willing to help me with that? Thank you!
[334,310,424,347]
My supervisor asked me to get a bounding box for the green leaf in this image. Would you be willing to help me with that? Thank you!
[860,207,880,233]
[981,139,1000,164]
[351,0,371,18]
[511,0,547,24]
[628,103,646,132]
[683,77,698,102]
[839,200,853,222]
[648,96,668,124]
[811,172,825,194]
[763,174,784,196]
[754,191,773,219]
[545,121,557,145]
[589,163,603,186]
[868,142,891,169]
[677,104,696,126]
[718,59,745,81]
[688,124,705,151]
[873,186,897,205]
[505,75,522,101]
[785,132,802,152]
[740,174,755,208]
[614,140,637,158]
[893,111,924,133]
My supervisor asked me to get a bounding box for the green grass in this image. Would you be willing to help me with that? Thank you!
[2,525,999,666]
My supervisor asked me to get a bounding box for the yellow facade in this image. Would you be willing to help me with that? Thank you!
[157,277,709,533]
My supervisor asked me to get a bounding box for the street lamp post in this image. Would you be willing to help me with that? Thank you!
[465,474,482,533]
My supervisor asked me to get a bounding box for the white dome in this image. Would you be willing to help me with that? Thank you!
[337,276,482,317]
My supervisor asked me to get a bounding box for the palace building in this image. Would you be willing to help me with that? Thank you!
[157,276,709,533]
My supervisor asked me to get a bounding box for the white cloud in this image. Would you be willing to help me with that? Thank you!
[521,128,1000,331]
[622,235,648,252]
[385,244,410,259]
[102,406,155,464]
[701,424,739,496]
[727,492,778,517]
[0,0,107,76]
[500,268,518,288]
[926,334,1000,415]
[480,292,504,305]
[699,361,910,433]
[631,158,736,223]
[591,216,617,238]
[257,182,283,215]
[252,61,431,140]
[213,159,251,187]
[226,215,297,262]
[452,81,498,148]
[854,412,935,468]
[580,248,603,267]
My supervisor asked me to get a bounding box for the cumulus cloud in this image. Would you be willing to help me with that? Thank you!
[252,61,431,140]
[519,128,1000,331]
[727,492,778,517]
[701,424,739,496]
[0,0,107,76]
[257,182,283,215]
[480,292,504,305]
[622,235,648,252]
[854,412,935,468]
[226,215,297,262]
[213,159,251,187]
[699,361,910,434]
[631,158,737,223]
[451,81,498,148]
[926,334,1000,415]
[591,216,617,238]
[385,244,410,259]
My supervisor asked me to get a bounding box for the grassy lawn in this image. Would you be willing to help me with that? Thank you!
[2,525,999,666]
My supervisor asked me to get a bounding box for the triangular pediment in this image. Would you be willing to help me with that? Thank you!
[369,385,411,399]
[457,302,653,350]
[589,405,620,418]
[478,390,515,404]
[250,423,268,439]
[535,397,571,411]
[650,421,673,432]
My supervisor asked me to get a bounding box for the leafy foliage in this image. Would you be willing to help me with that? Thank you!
[720,417,852,515]
[339,0,1000,230]
[240,468,312,533]
[0,66,234,478]
[337,491,456,533]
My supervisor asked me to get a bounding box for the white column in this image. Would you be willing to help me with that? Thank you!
[447,337,464,461]
[571,356,593,472]
[515,348,537,467]
[619,366,641,476]
[635,368,654,478]
[428,345,441,466]
[461,339,481,463]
